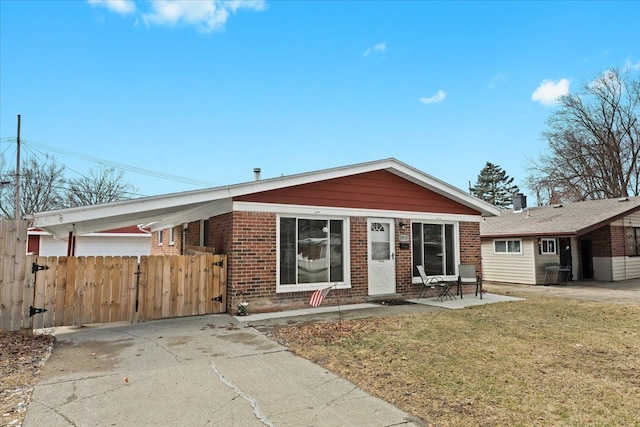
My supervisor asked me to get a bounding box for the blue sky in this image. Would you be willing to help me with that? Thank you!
[1,0,639,200]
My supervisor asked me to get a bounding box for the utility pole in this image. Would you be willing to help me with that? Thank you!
[15,114,21,219]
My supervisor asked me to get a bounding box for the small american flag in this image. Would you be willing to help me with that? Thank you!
[309,286,332,307]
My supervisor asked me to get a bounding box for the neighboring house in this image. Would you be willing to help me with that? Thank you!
[28,158,499,314]
[28,226,151,257]
[480,194,640,284]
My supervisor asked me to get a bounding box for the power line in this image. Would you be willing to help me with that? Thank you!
[2,143,149,199]
[0,137,216,188]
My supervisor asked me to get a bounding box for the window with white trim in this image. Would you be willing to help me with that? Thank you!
[412,222,456,277]
[169,227,175,246]
[494,239,522,254]
[540,238,556,254]
[157,229,164,246]
[278,216,347,289]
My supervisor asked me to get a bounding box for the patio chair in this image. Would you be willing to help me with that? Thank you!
[458,264,482,299]
[416,265,455,301]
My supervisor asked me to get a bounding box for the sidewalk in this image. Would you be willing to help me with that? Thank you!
[238,292,524,331]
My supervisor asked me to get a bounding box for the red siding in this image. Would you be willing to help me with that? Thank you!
[28,235,40,255]
[100,226,149,234]
[235,170,478,215]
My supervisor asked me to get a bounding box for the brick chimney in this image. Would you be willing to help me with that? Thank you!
[513,193,527,212]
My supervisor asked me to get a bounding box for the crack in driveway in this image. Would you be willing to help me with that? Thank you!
[210,360,275,427]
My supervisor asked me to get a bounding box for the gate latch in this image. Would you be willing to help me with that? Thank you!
[211,294,223,303]
[29,306,48,317]
[32,263,50,274]
[212,260,224,267]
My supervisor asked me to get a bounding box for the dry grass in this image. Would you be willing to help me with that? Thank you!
[271,294,640,427]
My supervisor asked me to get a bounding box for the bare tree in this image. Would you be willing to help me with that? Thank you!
[528,68,640,203]
[65,165,137,207]
[0,156,66,218]
[0,154,137,218]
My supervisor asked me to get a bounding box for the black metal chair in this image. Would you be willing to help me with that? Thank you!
[458,264,482,299]
[417,265,455,301]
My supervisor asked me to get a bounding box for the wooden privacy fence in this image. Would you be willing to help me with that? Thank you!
[30,254,227,329]
[0,219,28,332]
[1,248,227,331]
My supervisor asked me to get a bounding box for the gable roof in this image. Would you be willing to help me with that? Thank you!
[28,158,500,238]
[480,197,640,238]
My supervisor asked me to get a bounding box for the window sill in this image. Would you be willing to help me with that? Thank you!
[276,283,350,294]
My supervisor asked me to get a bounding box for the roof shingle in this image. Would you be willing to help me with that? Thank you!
[480,197,640,237]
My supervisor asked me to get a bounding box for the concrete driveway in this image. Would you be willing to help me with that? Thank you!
[25,314,424,427]
[484,279,640,305]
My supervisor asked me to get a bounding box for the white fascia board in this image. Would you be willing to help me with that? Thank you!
[27,229,148,238]
[82,233,151,238]
[233,201,483,223]
[384,161,501,217]
[30,195,215,228]
[146,199,233,232]
[39,211,172,239]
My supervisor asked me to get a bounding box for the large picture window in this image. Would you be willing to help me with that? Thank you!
[279,217,345,287]
[412,223,456,277]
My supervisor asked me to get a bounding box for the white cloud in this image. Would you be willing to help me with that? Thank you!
[488,73,506,89]
[88,0,136,15]
[142,0,266,32]
[624,58,640,71]
[420,90,447,104]
[363,42,386,57]
[88,0,266,32]
[531,78,570,106]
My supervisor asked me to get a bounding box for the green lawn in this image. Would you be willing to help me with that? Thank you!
[272,293,640,426]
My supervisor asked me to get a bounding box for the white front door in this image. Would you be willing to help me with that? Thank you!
[368,218,396,295]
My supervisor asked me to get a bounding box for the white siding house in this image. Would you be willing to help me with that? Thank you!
[28,227,151,257]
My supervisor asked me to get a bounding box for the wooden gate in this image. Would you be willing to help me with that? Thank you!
[0,220,28,332]
[22,254,227,330]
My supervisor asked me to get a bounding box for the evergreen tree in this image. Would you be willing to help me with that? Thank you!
[471,162,520,208]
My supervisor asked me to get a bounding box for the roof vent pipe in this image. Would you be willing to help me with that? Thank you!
[253,168,261,181]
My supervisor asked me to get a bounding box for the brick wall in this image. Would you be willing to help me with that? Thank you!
[459,221,482,275]
[394,218,414,296]
[610,225,626,257]
[227,211,277,313]
[582,225,613,257]
[184,221,201,248]
[153,213,484,314]
[150,226,181,255]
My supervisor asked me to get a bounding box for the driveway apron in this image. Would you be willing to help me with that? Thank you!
[25,315,422,427]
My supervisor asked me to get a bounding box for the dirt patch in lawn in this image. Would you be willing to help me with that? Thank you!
[1,331,54,426]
